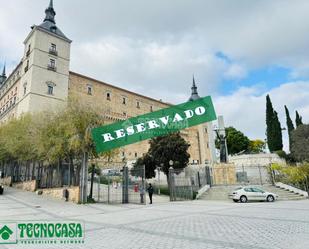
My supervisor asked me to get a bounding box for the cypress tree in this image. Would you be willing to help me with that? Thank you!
[266,95,275,151]
[295,111,303,127]
[272,111,283,151]
[284,105,294,151]
[266,95,283,152]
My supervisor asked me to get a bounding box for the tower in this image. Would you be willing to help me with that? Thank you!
[0,64,6,85]
[17,0,72,116]
[188,76,216,164]
[188,76,200,101]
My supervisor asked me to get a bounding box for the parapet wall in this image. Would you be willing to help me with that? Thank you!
[39,186,80,203]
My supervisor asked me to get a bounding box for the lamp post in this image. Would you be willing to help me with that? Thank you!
[121,152,128,204]
[168,160,174,201]
[157,163,163,195]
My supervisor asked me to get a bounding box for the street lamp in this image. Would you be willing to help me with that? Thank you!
[157,163,164,195]
[169,160,174,166]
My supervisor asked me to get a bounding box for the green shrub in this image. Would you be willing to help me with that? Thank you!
[152,184,170,195]
[87,196,96,203]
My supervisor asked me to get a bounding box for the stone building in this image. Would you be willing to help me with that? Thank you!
[0,0,215,166]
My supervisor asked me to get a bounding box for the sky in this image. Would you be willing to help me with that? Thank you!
[0,0,309,152]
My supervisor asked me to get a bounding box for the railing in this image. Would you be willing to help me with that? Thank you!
[49,49,58,56]
[47,65,57,72]
[275,182,308,197]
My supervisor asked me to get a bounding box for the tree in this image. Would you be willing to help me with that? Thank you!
[133,132,190,178]
[266,95,275,152]
[272,111,283,151]
[285,106,295,151]
[217,127,250,155]
[295,111,303,127]
[0,98,113,203]
[291,124,309,162]
[249,139,265,153]
[265,95,283,152]
[133,154,156,179]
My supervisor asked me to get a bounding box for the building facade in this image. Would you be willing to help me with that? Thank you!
[0,0,215,166]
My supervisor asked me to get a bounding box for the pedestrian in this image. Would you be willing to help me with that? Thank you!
[139,184,145,204]
[147,183,154,204]
[63,188,69,202]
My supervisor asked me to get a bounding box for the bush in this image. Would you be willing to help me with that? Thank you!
[99,175,122,185]
[87,196,96,203]
[159,186,170,196]
[151,184,170,195]
[275,150,287,159]
[99,176,109,185]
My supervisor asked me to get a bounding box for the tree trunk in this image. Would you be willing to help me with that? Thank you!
[80,151,89,203]
[89,164,95,199]
[57,159,61,187]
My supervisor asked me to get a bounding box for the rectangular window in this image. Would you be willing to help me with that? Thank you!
[23,86,27,95]
[47,85,53,95]
[50,59,55,67]
[25,60,29,72]
[150,105,153,112]
[49,43,58,56]
[136,101,140,108]
[87,86,92,95]
[122,97,126,105]
[107,92,111,100]
[48,59,56,71]
[26,44,31,57]
[51,43,56,51]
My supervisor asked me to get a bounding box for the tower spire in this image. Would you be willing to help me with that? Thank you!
[49,0,53,8]
[189,75,200,101]
[0,62,7,85]
[44,0,56,24]
[2,63,6,77]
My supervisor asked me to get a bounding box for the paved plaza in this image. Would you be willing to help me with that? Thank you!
[0,187,309,249]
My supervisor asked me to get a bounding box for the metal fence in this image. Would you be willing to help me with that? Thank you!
[211,164,272,186]
[0,161,80,188]
[169,167,193,201]
[167,166,212,201]
[89,165,146,205]
[234,165,271,185]
[186,166,212,191]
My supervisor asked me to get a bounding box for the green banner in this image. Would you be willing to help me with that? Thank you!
[91,96,217,153]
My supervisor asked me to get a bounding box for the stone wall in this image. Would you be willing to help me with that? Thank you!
[68,72,211,164]
[39,186,80,203]
[0,176,12,186]
[228,153,286,184]
[212,163,236,185]
[229,153,286,167]
[13,180,37,192]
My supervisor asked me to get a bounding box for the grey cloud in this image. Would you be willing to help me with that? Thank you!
[1,0,309,150]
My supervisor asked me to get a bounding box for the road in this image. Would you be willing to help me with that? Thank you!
[0,187,309,249]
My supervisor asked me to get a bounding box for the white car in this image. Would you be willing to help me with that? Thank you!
[229,186,278,203]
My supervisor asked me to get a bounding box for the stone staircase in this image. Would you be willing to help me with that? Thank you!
[199,184,307,201]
